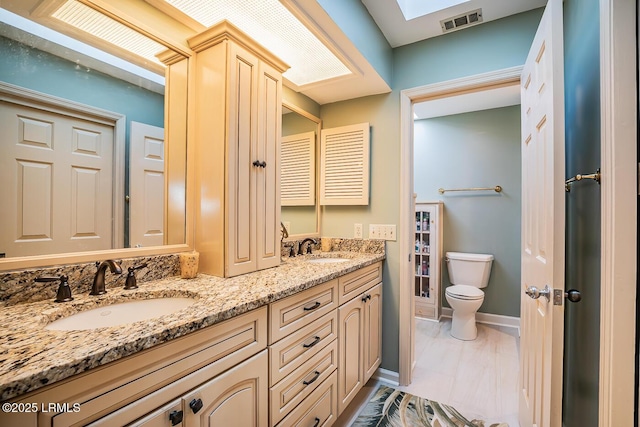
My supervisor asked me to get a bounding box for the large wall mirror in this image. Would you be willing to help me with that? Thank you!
[0,1,190,271]
[281,101,321,238]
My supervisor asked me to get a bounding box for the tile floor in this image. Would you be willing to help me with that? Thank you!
[335,317,521,426]
[397,317,521,426]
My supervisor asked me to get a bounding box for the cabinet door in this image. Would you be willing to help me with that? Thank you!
[226,42,259,277]
[255,60,282,271]
[182,350,268,427]
[337,296,365,414]
[363,283,382,381]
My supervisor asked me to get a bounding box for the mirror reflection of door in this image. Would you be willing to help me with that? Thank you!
[0,99,115,257]
[129,121,165,248]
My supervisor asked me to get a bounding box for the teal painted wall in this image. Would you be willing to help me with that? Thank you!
[562,0,601,424]
[0,36,163,128]
[414,107,521,317]
[320,10,542,372]
[317,0,393,86]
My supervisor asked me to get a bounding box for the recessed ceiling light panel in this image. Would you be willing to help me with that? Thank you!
[52,0,166,67]
[164,0,352,86]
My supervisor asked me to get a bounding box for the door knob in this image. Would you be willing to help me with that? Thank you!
[565,289,582,303]
[525,285,551,302]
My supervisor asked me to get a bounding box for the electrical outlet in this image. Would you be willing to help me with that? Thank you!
[354,223,363,239]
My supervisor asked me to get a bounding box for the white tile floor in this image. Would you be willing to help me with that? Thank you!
[396,317,521,427]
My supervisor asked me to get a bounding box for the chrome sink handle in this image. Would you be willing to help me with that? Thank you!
[525,285,551,302]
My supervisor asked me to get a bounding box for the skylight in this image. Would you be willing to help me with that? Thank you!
[52,0,167,69]
[162,0,352,86]
[396,0,470,21]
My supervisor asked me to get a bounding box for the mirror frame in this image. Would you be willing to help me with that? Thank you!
[0,0,196,272]
[281,99,321,240]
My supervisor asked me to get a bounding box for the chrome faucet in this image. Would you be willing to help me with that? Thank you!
[90,260,122,295]
[298,238,318,255]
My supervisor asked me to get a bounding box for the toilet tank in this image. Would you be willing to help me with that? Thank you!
[445,252,494,288]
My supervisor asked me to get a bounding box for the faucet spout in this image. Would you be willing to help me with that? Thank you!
[90,260,122,295]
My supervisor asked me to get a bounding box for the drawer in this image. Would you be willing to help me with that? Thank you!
[270,340,338,426]
[338,262,382,305]
[275,371,337,427]
[270,310,338,386]
[269,279,338,344]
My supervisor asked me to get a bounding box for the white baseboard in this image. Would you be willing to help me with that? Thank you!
[372,368,399,386]
[440,307,521,334]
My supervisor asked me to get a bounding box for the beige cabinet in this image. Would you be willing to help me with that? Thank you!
[337,272,382,414]
[188,21,289,277]
[182,350,268,427]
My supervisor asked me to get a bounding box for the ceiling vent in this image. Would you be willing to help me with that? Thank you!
[440,9,483,33]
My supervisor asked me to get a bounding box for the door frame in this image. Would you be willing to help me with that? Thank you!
[598,0,637,425]
[398,1,638,423]
[398,65,522,386]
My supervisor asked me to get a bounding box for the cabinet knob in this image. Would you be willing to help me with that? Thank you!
[189,398,204,414]
[169,410,184,426]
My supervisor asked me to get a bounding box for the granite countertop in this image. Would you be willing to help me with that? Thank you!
[0,251,384,401]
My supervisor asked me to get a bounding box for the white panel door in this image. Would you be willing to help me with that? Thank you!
[129,121,165,248]
[518,0,565,426]
[0,100,113,257]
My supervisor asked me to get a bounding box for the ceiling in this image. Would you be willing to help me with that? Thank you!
[0,0,544,107]
[361,0,547,48]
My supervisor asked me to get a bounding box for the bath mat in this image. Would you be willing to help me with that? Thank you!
[352,385,509,427]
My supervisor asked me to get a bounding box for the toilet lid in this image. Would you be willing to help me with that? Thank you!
[446,285,484,300]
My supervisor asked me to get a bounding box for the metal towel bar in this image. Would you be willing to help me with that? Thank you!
[438,186,502,194]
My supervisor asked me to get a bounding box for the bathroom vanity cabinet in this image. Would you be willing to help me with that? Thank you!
[189,21,289,278]
[337,263,383,414]
[414,202,443,319]
[0,262,383,427]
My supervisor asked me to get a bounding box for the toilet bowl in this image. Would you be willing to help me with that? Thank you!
[445,252,494,341]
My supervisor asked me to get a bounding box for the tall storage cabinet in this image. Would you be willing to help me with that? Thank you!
[414,202,443,319]
[189,21,289,277]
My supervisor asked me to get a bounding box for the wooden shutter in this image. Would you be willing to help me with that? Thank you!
[281,131,315,206]
[320,122,370,205]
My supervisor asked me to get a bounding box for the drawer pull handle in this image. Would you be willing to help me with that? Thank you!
[303,336,321,348]
[169,410,184,426]
[303,370,321,386]
[189,398,203,414]
[303,301,321,311]
[313,417,321,427]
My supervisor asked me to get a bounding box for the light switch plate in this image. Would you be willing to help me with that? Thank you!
[369,224,397,241]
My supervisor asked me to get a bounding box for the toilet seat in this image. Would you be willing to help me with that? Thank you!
[446,285,484,300]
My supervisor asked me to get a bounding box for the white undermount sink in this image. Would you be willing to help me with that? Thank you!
[45,297,196,331]
[307,257,350,264]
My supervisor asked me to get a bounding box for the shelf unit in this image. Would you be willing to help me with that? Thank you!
[414,202,443,319]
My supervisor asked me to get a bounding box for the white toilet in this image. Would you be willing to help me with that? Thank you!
[445,252,494,341]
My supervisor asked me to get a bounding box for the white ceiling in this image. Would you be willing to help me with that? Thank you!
[361,0,547,48]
